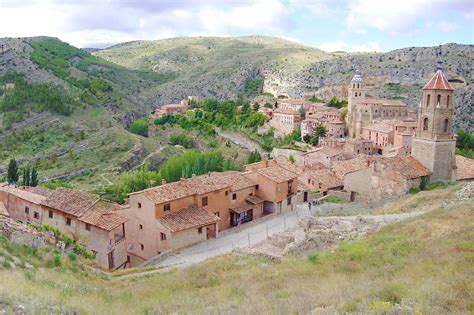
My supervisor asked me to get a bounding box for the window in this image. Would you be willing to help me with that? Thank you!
[140,243,144,250]
[164,203,170,211]
[447,95,450,108]
[85,223,91,231]
[287,197,292,206]
[202,196,208,206]
[139,224,143,230]
[138,202,142,209]
[33,212,39,219]
[25,207,29,214]
[215,211,220,217]
[160,232,167,241]
[437,94,441,105]
[423,117,429,131]
[232,193,237,200]
[225,191,228,196]
[256,185,259,190]
[444,119,449,133]
[426,94,430,106]
[48,210,53,218]
[66,217,71,226]
[198,227,203,234]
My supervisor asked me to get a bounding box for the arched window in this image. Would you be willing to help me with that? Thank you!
[426,94,430,107]
[357,84,360,89]
[437,94,441,105]
[423,117,429,130]
[354,92,357,97]
[444,119,449,132]
[447,95,450,108]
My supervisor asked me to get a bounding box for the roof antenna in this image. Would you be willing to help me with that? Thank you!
[436,44,444,71]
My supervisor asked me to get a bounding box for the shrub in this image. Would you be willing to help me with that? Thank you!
[307,253,320,264]
[129,118,149,137]
[53,253,62,266]
[169,134,193,148]
[409,187,420,194]
[68,252,77,261]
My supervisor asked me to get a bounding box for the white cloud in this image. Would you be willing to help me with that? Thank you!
[438,21,461,32]
[318,41,382,52]
[289,0,336,16]
[346,0,473,34]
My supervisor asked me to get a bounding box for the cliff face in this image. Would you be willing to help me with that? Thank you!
[262,43,473,131]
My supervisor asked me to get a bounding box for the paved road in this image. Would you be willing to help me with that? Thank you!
[112,205,425,280]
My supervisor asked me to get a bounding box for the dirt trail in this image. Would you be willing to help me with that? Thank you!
[215,128,265,154]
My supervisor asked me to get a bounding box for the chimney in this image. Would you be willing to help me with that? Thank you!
[180,177,186,186]
[161,179,166,185]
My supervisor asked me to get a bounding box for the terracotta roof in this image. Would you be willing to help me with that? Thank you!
[273,108,301,115]
[303,163,327,171]
[209,171,256,191]
[230,202,254,214]
[456,155,474,180]
[41,188,99,217]
[246,195,264,204]
[423,70,454,90]
[305,146,343,157]
[379,156,429,179]
[159,205,219,232]
[257,166,298,183]
[363,122,393,133]
[332,156,371,179]
[274,159,303,175]
[80,201,128,231]
[136,174,232,204]
[0,186,48,204]
[23,186,54,197]
[0,202,8,217]
[347,138,373,145]
[307,169,343,189]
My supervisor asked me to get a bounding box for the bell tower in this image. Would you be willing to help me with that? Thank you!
[411,50,456,182]
[347,69,365,138]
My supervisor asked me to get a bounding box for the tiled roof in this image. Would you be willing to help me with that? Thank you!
[307,169,343,188]
[230,202,254,214]
[456,155,474,180]
[209,171,256,191]
[332,156,371,179]
[0,202,8,217]
[0,186,48,204]
[305,146,343,157]
[273,108,301,115]
[303,163,327,171]
[41,188,99,217]
[159,205,219,232]
[80,201,128,231]
[423,70,454,90]
[380,156,429,179]
[246,195,264,205]
[363,122,393,133]
[347,138,373,144]
[137,174,232,204]
[275,159,303,175]
[257,166,298,183]
[24,186,54,197]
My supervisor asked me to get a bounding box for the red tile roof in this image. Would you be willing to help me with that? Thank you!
[159,205,219,232]
[41,188,99,217]
[210,171,256,191]
[80,201,128,231]
[456,155,474,180]
[0,186,48,204]
[307,169,343,189]
[230,202,255,214]
[258,166,298,183]
[423,70,454,90]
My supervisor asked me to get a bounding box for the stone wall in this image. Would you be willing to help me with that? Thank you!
[0,216,44,247]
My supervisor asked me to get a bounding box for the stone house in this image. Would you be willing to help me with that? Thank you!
[154,99,189,118]
[343,157,429,202]
[0,186,129,270]
[362,121,394,154]
[303,146,344,168]
[344,138,374,156]
[300,164,343,193]
[269,109,301,136]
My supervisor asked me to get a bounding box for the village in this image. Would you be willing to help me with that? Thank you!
[1,62,473,271]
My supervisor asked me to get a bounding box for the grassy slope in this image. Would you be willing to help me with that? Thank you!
[0,183,472,313]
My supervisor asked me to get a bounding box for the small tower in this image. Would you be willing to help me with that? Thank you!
[348,69,365,138]
[411,50,456,182]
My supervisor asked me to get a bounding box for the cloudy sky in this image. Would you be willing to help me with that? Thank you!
[1,0,473,52]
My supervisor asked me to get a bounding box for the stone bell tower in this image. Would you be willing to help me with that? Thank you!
[411,52,457,182]
[347,69,365,138]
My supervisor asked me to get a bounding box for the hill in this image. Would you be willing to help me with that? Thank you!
[96,37,473,131]
[0,182,472,313]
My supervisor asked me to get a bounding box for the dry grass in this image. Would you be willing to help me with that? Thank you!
[0,185,473,314]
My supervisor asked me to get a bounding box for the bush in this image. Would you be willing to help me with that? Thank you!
[169,134,193,148]
[68,252,77,261]
[129,118,149,137]
[307,253,320,264]
[53,253,62,266]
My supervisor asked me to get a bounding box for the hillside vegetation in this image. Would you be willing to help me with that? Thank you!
[0,183,472,313]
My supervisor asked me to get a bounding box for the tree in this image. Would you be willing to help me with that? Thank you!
[129,118,149,137]
[22,165,31,186]
[253,102,260,112]
[31,168,39,187]
[7,158,19,184]
[247,151,262,164]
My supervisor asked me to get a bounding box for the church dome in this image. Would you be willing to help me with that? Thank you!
[351,70,363,84]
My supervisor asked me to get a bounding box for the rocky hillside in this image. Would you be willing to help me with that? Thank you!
[96,37,473,131]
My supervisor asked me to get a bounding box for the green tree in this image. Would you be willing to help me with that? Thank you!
[31,168,39,187]
[247,151,262,164]
[22,166,31,186]
[7,159,19,184]
[129,118,149,137]
[253,102,260,112]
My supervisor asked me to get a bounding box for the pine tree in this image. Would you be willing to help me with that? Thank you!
[22,166,31,186]
[7,159,19,184]
[30,168,39,187]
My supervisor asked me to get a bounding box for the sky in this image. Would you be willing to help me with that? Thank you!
[0,0,473,52]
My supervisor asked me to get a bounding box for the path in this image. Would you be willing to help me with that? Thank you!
[215,128,265,154]
[114,205,424,280]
